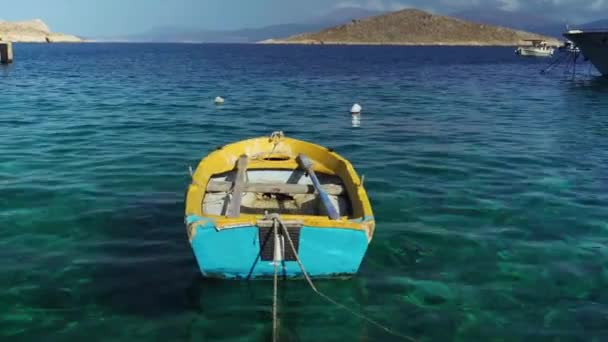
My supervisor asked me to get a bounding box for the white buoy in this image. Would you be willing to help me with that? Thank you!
[350,103,362,115]
[214,96,225,105]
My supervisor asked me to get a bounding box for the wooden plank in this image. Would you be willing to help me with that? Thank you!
[226,154,248,218]
[206,180,345,196]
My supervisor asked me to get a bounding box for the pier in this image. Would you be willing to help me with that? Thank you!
[0,42,13,64]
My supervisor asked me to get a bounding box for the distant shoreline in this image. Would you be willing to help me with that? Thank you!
[9,40,561,47]
[258,39,561,47]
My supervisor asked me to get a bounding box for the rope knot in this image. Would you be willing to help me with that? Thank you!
[269,131,284,144]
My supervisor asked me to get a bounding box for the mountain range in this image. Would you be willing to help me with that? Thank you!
[450,9,570,38]
[94,7,384,43]
[578,19,608,29]
[5,7,605,44]
[93,7,608,43]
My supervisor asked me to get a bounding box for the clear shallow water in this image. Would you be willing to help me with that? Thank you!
[1,43,608,341]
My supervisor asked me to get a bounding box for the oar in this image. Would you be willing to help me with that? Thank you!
[227,154,248,218]
[296,153,340,220]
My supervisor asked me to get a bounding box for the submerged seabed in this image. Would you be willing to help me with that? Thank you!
[1,43,608,341]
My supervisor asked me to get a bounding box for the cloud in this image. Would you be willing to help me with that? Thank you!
[335,0,411,11]
[498,0,520,11]
[387,1,411,11]
[589,0,606,10]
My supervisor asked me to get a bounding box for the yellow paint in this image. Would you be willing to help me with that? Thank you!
[185,133,375,240]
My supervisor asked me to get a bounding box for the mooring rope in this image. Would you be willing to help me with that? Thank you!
[272,215,418,342]
[540,52,566,74]
[272,218,280,342]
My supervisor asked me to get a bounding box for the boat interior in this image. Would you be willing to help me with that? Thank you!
[202,168,352,217]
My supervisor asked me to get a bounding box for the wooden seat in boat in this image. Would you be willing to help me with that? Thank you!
[202,173,351,217]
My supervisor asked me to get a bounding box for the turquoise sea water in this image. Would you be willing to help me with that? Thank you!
[2,43,608,341]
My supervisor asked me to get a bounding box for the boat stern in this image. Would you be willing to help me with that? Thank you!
[185,215,373,279]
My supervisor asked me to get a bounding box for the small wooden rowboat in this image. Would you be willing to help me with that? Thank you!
[184,131,375,279]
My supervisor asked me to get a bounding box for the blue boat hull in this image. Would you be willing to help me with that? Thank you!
[186,216,370,279]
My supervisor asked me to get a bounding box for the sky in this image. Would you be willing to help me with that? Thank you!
[0,0,606,37]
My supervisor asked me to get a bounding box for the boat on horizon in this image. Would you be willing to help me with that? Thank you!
[563,29,608,76]
[184,131,375,279]
[515,39,555,57]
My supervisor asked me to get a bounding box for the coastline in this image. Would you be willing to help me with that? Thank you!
[0,35,84,43]
[258,38,562,47]
[0,19,83,43]
[5,39,563,46]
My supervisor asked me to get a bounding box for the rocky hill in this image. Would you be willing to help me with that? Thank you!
[0,19,82,42]
[262,9,560,46]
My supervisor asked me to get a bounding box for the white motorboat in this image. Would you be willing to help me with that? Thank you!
[515,39,555,57]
